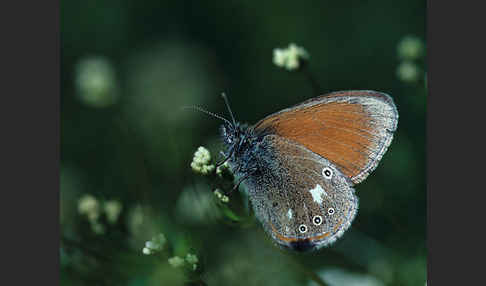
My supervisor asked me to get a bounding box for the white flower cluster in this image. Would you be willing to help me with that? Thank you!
[396,61,421,83]
[168,256,185,267]
[396,35,425,84]
[216,161,230,177]
[397,36,424,60]
[190,146,215,175]
[273,43,309,71]
[104,200,123,224]
[78,194,123,234]
[168,253,199,271]
[397,61,420,82]
[78,194,100,222]
[75,57,119,108]
[213,189,229,203]
[142,233,167,255]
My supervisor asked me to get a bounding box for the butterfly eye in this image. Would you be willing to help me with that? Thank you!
[298,224,308,233]
[312,215,323,226]
[327,208,335,215]
[322,167,333,179]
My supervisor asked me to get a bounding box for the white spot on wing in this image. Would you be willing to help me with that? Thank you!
[287,209,293,220]
[309,184,327,204]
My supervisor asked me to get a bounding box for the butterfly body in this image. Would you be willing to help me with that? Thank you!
[218,90,398,251]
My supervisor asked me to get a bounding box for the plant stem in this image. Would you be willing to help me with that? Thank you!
[301,65,323,96]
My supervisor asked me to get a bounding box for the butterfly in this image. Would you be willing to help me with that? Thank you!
[196,90,398,251]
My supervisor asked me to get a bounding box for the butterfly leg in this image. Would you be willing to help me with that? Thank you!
[216,148,234,168]
[228,168,257,195]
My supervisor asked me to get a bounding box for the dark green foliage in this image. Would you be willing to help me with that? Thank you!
[61,1,426,285]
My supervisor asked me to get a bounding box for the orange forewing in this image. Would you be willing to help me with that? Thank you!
[253,91,398,184]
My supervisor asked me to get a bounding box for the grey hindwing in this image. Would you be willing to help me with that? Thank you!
[241,134,359,250]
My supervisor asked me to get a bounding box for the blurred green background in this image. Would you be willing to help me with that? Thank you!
[61,0,426,285]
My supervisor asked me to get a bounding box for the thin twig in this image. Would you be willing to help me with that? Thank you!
[300,64,323,96]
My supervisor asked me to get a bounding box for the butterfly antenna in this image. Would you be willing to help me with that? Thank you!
[181,105,233,126]
[221,92,237,126]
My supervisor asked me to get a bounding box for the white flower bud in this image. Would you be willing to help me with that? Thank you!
[273,43,309,71]
[168,256,185,268]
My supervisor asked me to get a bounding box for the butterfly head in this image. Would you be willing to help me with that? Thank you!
[220,121,251,149]
[185,94,252,160]
[220,121,238,147]
[217,93,255,158]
